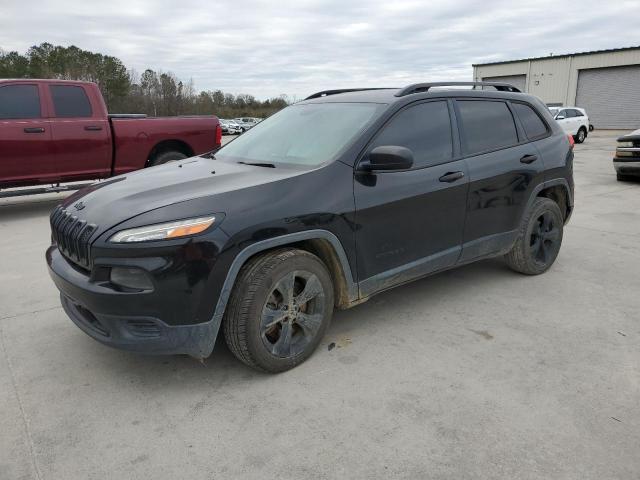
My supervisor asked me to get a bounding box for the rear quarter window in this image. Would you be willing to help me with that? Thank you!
[0,84,41,119]
[50,85,92,118]
[512,102,548,140]
[457,100,518,155]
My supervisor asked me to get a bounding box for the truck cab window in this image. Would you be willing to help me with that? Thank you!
[50,85,92,118]
[0,85,41,119]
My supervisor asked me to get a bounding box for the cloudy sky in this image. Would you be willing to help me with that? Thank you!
[0,0,637,99]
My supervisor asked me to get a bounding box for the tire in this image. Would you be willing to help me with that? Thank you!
[574,127,587,144]
[504,197,564,275]
[223,248,334,373]
[149,150,187,166]
[617,172,636,182]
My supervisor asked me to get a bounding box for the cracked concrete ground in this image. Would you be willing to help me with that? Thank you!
[1,131,638,479]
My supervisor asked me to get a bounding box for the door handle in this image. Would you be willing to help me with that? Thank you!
[84,125,103,131]
[24,127,45,133]
[439,171,465,183]
[520,154,538,164]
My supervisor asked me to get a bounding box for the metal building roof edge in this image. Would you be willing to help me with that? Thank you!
[473,46,640,67]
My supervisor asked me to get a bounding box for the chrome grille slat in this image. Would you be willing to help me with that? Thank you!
[49,206,97,269]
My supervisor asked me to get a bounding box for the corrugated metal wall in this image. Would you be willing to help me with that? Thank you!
[481,75,527,92]
[576,65,640,129]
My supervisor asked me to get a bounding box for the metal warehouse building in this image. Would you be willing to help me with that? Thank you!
[473,47,640,129]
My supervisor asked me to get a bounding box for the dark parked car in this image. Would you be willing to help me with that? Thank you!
[613,128,640,181]
[47,82,574,373]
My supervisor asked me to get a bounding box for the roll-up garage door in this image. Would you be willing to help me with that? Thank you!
[481,75,527,92]
[576,65,640,129]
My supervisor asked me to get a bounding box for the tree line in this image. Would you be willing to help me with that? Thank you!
[0,43,289,118]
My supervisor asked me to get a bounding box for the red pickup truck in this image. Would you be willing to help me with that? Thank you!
[0,79,221,191]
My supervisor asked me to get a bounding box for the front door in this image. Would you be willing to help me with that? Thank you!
[354,100,469,297]
[555,108,577,135]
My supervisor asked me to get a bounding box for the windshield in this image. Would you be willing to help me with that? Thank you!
[216,103,384,167]
[548,107,560,115]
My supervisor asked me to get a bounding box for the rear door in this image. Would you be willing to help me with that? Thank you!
[0,83,55,186]
[354,100,469,296]
[47,84,111,180]
[455,98,545,262]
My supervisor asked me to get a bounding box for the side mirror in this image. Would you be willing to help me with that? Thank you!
[360,146,414,171]
[556,115,565,120]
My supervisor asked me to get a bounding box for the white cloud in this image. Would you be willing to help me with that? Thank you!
[0,0,635,99]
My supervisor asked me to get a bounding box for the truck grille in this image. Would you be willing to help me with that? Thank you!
[50,206,97,269]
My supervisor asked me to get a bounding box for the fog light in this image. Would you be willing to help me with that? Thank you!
[110,267,153,291]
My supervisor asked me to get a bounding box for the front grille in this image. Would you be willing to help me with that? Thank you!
[50,206,97,269]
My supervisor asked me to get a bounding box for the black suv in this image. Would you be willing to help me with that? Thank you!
[47,82,574,372]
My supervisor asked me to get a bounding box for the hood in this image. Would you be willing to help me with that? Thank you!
[60,157,305,233]
[618,128,640,142]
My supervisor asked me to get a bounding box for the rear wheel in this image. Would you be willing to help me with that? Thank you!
[504,197,563,275]
[223,249,334,373]
[574,127,587,144]
[149,150,187,166]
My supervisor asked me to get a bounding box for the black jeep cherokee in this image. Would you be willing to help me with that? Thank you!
[47,82,574,373]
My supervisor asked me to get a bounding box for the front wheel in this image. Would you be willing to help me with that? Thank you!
[223,249,334,373]
[504,197,564,275]
[149,150,187,166]
[574,127,587,144]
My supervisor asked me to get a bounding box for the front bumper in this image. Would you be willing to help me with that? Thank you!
[613,158,640,177]
[47,245,220,358]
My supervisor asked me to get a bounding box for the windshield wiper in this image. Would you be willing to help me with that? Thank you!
[201,151,216,159]
[237,161,276,168]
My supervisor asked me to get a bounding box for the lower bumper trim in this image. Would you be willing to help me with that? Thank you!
[61,294,217,358]
[613,160,640,176]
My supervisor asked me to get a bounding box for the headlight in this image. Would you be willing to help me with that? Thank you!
[618,141,634,148]
[109,216,216,243]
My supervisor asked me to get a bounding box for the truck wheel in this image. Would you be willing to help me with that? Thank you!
[223,248,334,373]
[504,197,563,275]
[574,127,587,144]
[150,150,187,166]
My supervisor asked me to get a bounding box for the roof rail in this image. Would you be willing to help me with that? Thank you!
[395,82,521,97]
[305,88,394,100]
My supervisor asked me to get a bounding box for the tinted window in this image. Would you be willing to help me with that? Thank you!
[370,101,452,168]
[572,109,584,117]
[457,100,518,154]
[50,85,92,117]
[0,85,41,119]
[512,103,548,140]
[560,109,574,118]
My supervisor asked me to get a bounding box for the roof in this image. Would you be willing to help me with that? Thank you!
[0,78,95,84]
[300,86,531,105]
[473,46,640,67]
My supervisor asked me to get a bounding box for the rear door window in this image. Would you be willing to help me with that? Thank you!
[0,84,41,119]
[369,101,453,168]
[512,102,548,140]
[50,85,92,117]
[457,100,518,155]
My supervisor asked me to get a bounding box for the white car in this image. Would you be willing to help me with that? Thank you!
[548,107,589,143]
